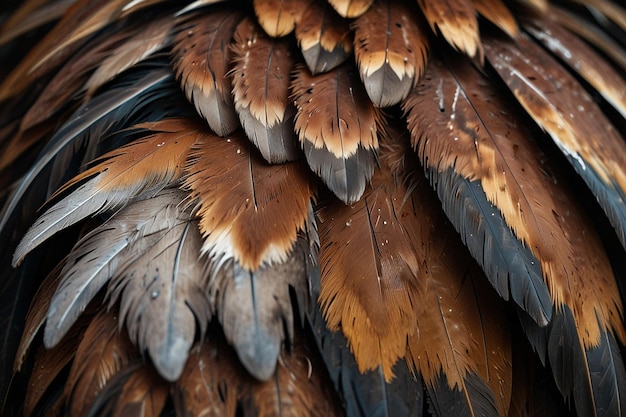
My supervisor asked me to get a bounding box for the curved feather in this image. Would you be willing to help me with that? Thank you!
[403,57,553,326]
[171,9,242,136]
[353,0,429,107]
[484,34,626,250]
[327,0,374,18]
[472,0,518,38]
[291,64,381,203]
[110,367,169,417]
[252,0,309,37]
[230,17,299,163]
[13,118,198,266]
[108,214,210,381]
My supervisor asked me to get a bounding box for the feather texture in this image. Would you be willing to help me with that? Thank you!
[172,9,241,136]
[327,0,375,18]
[252,0,310,37]
[353,0,429,107]
[230,17,299,163]
[291,64,380,203]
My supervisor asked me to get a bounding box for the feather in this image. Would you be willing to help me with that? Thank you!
[484,34,626,250]
[405,219,512,417]
[416,0,482,59]
[525,17,626,120]
[64,310,137,417]
[19,25,137,132]
[307,254,425,417]
[183,129,314,270]
[14,263,63,372]
[294,1,353,74]
[316,132,422,380]
[0,0,74,46]
[107,215,211,381]
[248,337,345,417]
[403,57,553,326]
[353,0,429,107]
[174,339,242,417]
[327,0,374,18]
[472,0,519,38]
[252,0,310,37]
[291,64,380,204]
[230,18,299,163]
[550,5,626,72]
[110,366,169,417]
[172,9,241,136]
[12,117,197,266]
[568,0,626,33]
[0,68,171,247]
[23,312,91,417]
[208,237,315,381]
[84,17,174,99]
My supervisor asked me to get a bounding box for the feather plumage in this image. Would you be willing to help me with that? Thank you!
[230,17,299,163]
[353,0,429,107]
[295,1,353,74]
[172,9,241,136]
[291,64,381,203]
[252,0,309,37]
[327,0,375,18]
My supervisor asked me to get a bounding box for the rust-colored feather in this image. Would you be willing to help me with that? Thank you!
[183,129,314,270]
[484,34,626,250]
[294,1,353,74]
[172,9,242,136]
[110,367,169,417]
[317,131,421,380]
[472,0,518,38]
[291,64,381,203]
[417,0,482,58]
[353,0,429,107]
[230,18,298,163]
[327,0,374,18]
[252,0,310,37]
[12,118,199,265]
[64,310,137,417]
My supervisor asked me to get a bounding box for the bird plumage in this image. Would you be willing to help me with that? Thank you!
[1,0,626,416]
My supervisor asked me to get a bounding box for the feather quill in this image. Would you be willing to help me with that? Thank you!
[230,18,299,163]
[353,0,429,107]
[291,64,380,203]
[172,9,241,136]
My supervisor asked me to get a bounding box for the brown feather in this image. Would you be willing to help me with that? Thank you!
[23,312,92,417]
[567,0,626,33]
[525,17,626,120]
[550,5,626,72]
[291,64,381,203]
[84,17,173,99]
[484,34,626,250]
[472,0,518,38]
[317,130,422,380]
[174,340,243,417]
[230,18,299,163]
[0,0,74,45]
[249,339,345,417]
[14,263,63,372]
[353,0,429,107]
[327,0,374,18]
[64,310,137,417]
[111,367,169,417]
[183,129,314,270]
[417,0,482,59]
[172,9,242,136]
[294,1,353,74]
[252,0,310,37]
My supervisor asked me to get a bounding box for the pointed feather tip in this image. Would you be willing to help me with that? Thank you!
[233,325,281,381]
[151,336,193,382]
[301,45,351,75]
[361,66,414,107]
